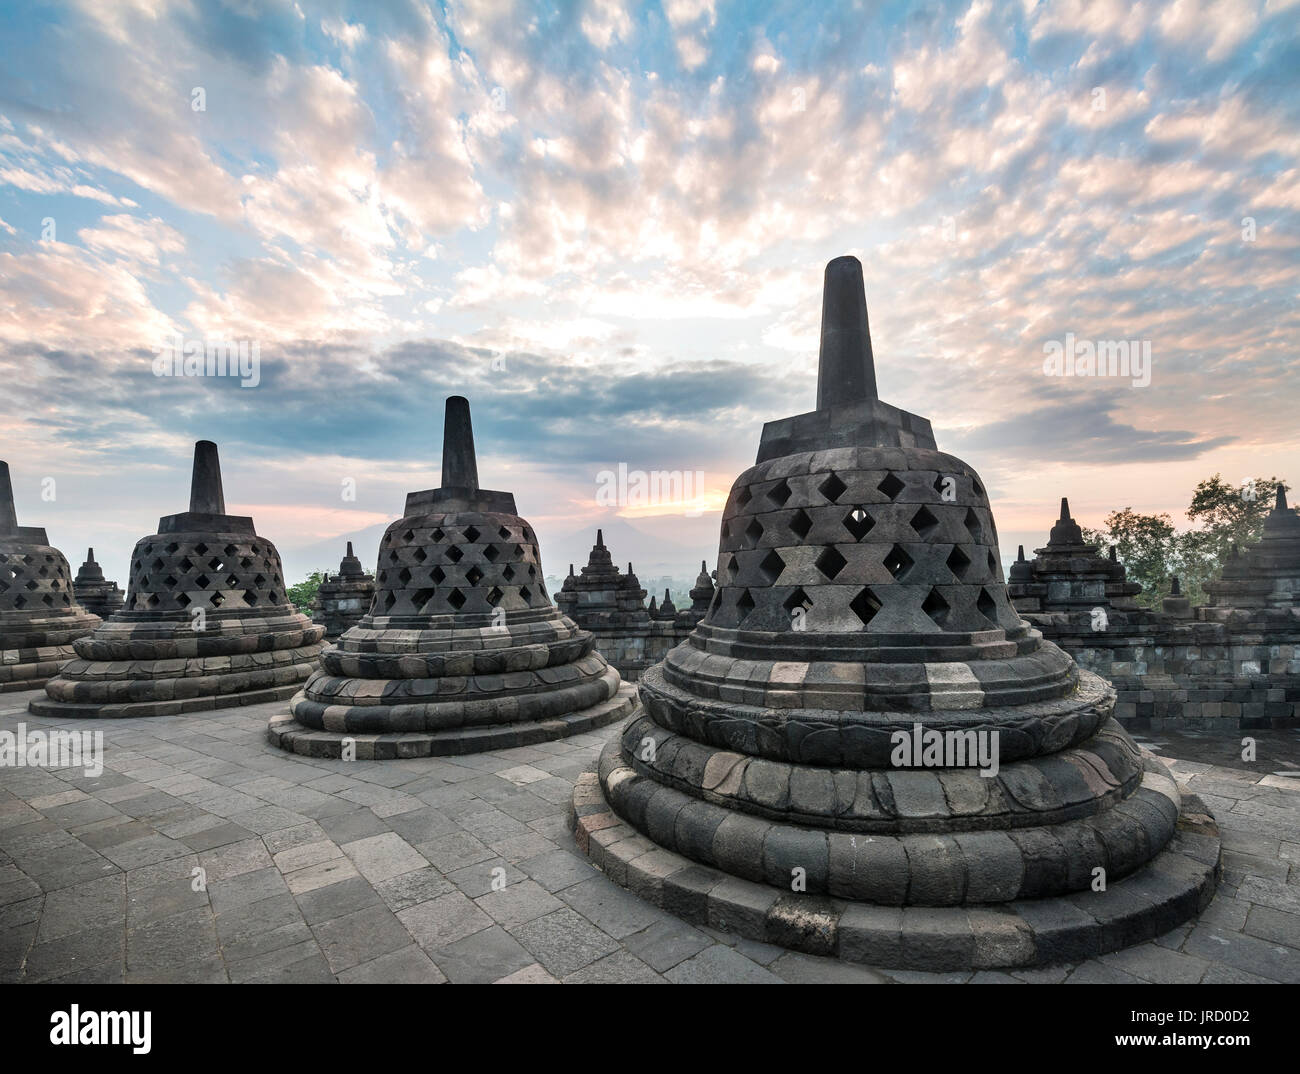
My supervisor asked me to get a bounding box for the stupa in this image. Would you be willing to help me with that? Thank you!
[0,463,101,693]
[268,397,636,758]
[1006,498,1141,617]
[72,548,125,620]
[31,442,325,718]
[571,256,1219,970]
[312,542,375,639]
[1200,486,1300,620]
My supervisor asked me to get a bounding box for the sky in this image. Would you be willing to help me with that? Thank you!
[0,0,1297,587]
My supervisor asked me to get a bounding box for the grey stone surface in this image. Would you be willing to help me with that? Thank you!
[0,683,1291,983]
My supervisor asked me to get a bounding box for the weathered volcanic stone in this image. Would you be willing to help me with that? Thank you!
[312,541,375,639]
[1202,485,1300,617]
[30,441,325,718]
[0,462,101,693]
[268,396,636,758]
[72,548,125,620]
[571,255,1219,970]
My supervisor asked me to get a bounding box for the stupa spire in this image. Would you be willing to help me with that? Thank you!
[189,440,226,515]
[816,255,877,409]
[0,461,18,532]
[440,396,479,492]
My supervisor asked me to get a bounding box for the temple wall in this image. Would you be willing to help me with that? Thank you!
[584,621,691,681]
[1025,614,1300,730]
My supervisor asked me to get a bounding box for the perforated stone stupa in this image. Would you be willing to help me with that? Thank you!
[312,542,375,639]
[571,256,1220,971]
[72,548,125,620]
[1201,485,1300,620]
[0,462,100,693]
[268,397,636,758]
[31,442,325,718]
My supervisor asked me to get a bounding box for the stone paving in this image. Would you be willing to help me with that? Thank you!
[1,686,1297,984]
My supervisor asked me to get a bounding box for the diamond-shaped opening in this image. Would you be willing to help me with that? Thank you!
[720,521,731,540]
[758,549,785,584]
[987,550,999,575]
[518,586,531,603]
[964,508,983,542]
[486,586,504,606]
[782,587,811,615]
[254,574,267,587]
[151,557,165,571]
[412,588,435,610]
[932,474,950,496]
[921,587,951,628]
[37,565,48,577]
[815,546,848,580]
[240,557,252,568]
[539,583,547,597]
[501,564,514,581]
[971,477,985,497]
[878,473,906,500]
[767,479,792,507]
[514,544,525,557]
[790,508,813,540]
[12,595,25,608]
[726,553,739,580]
[447,545,464,563]
[977,587,998,624]
[194,542,208,555]
[208,557,222,571]
[23,579,37,590]
[166,542,180,554]
[466,566,484,586]
[225,574,239,587]
[498,526,511,540]
[383,592,397,611]
[736,486,752,508]
[194,574,211,588]
[224,544,237,556]
[527,565,536,578]
[398,567,412,584]
[176,593,191,608]
[844,507,874,541]
[388,550,400,563]
[911,505,940,539]
[431,528,445,542]
[41,594,53,606]
[402,529,415,542]
[522,528,533,543]
[946,546,972,581]
[483,544,500,563]
[819,472,847,503]
[745,518,764,544]
[269,591,279,604]
[883,544,914,580]
[147,593,160,608]
[432,565,448,584]
[209,592,225,607]
[464,525,480,543]
[164,575,179,588]
[849,587,881,626]
[243,590,258,606]
[736,588,755,620]
[413,547,427,563]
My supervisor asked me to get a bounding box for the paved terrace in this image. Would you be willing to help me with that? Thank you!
[1,689,1298,985]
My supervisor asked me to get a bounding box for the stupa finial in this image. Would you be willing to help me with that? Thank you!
[346,541,354,557]
[1171,575,1182,596]
[1016,545,1026,561]
[0,461,18,532]
[816,255,877,410]
[441,396,480,492]
[189,441,226,515]
[1277,484,1288,511]
[596,528,605,548]
[1059,497,1071,522]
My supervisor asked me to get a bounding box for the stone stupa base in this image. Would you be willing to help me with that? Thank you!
[570,756,1219,971]
[0,644,79,693]
[268,680,638,758]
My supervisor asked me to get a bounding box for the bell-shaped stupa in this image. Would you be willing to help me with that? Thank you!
[31,442,325,718]
[268,397,636,758]
[571,256,1219,970]
[72,548,125,620]
[1201,485,1300,619]
[311,542,375,639]
[0,463,101,692]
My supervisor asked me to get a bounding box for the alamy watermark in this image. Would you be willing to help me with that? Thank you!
[0,724,103,777]
[890,723,1000,777]
[153,333,261,387]
[1042,333,1151,388]
[596,463,707,517]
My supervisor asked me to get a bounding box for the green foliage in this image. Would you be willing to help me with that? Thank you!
[1081,474,1289,608]
[287,570,327,615]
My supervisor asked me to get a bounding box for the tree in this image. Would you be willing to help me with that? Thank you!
[1082,509,1177,608]
[1079,474,1290,608]
[287,570,327,615]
